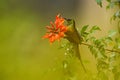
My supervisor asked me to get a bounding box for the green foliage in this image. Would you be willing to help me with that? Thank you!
[80,25,89,38]
[103,0,120,20]
[89,25,101,33]
[113,10,120,20]
[80,24,120,80]
[59,1,120,80]
[62,22,120,80]
[106,1,115,9]
[96,0,103,7]
[108,30,117,37]
[80,25,101,42]
[105,0,120,35]
[96,71,109,80]
[81,25,89,33]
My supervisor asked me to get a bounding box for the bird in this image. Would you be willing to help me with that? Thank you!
[64,18,86,72]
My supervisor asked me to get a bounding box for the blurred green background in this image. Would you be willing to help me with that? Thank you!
[0,0,116,80]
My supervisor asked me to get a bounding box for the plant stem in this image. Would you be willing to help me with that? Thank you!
[81,42,120,54]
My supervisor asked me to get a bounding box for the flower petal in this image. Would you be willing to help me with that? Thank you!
[43,14,67,43]
[49,36,55,43]
[58,32,64,37]
[42,34,49,38]
[55,34,60,40]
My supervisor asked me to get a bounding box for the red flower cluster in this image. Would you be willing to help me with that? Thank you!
[43,15,68,43]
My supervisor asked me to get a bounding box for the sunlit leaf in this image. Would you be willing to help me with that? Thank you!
[89,25,101,33]
[89,45,98,58]
[81,25,89,34]
[108,30,117,37]
[105,37,113,41]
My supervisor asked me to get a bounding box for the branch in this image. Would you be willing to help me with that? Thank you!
[81,42,120,54]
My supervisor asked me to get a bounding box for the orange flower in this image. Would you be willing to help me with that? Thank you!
[43,15,68,43]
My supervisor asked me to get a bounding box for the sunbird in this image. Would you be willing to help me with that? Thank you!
[64,18,86,72]
[43,15,86,72]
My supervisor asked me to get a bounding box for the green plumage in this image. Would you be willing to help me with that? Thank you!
[64,18,86,72]
[65,19,82,44]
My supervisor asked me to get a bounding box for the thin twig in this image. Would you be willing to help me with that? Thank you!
[81,42,120,54]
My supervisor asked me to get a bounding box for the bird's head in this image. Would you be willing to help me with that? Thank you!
[64,18,75,28]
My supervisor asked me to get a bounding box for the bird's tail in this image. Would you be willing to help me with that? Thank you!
[73,43,86,72]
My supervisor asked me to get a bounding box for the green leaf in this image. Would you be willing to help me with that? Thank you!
[106,2,115,9]
[97,60,109,70]
[105,37,113,41]
[81,25,89,34]
[81,32,89,37]
[81,25,89,39]
[115,10,120,18]
[89,25,101,33]
[89,45,98,58]
[96,0,103,7]
[112,10,120,20]
[109,52,116,70]
[94,39,101,46]
[108,30,117,37]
